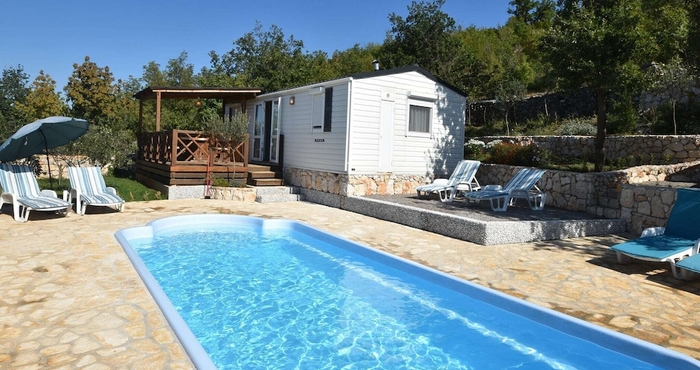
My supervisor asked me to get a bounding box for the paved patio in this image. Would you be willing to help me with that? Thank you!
[1,199,700,368]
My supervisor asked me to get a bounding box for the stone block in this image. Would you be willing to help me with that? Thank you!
[637,201,651,215]
[619,189,634,208]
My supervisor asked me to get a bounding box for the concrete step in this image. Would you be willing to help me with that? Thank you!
[255,193,305,203]
[254,186,300,196]
[254,186,303,203]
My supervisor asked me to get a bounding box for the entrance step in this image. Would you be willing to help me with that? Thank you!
[250,178,284,186]
[254,186,304,203]
[247,164,284,186]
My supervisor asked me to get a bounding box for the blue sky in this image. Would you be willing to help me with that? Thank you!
[1,0,512,90]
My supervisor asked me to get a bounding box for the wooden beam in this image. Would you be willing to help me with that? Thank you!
[155,91,161,132]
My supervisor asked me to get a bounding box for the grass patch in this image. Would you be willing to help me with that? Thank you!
[37,175,163,202]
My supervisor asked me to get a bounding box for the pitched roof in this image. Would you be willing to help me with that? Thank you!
[351,64,467,97]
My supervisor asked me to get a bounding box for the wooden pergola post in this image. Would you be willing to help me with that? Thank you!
[138,100,143,133]
[155,91,162,132]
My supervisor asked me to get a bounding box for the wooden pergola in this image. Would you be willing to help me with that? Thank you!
[133,86,261,132]
[132,86,262,186]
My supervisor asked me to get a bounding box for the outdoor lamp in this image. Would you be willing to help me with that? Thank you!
[289,96,295,105]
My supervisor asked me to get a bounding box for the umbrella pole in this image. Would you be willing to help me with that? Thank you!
[40,129,54,189]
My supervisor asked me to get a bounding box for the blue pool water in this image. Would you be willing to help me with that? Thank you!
[116,215,700,370]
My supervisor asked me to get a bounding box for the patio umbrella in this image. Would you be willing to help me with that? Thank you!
[0,116,89,187]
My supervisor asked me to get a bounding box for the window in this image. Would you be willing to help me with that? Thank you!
[409,105,431,133]
[407,98,433,137]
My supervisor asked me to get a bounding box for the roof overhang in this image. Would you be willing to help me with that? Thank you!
[133,87,262,101]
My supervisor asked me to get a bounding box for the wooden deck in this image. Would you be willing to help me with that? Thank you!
[136,129,249,186]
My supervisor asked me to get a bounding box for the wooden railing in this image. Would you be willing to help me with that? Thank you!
[137,130,249,167]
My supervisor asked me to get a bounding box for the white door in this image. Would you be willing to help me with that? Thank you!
[379,99,394,172]
[252,103,264,161]
[269,98,281,163]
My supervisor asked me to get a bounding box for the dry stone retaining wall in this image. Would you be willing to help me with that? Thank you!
[476,162,700,234]
[472,135,700,164]
[282,161,700,234]
[283,167,430,197]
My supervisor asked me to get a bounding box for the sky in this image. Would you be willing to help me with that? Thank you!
[1,0,512,90]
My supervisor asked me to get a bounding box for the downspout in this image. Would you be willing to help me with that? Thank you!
[345,78,353,195]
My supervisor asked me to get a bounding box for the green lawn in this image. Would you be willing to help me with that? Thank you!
[37,175,164,202]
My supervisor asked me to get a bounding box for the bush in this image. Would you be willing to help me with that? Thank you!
[203,111,248,143]
[558,118,597,135]
[488,142,520,165]
[486,142,548,167]
[607,97,638,134]
[647,101,700,134]
[464,139,485,160]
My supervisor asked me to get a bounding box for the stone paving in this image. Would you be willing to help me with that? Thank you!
[1,199,700,368]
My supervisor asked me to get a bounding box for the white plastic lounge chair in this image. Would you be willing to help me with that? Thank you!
[677,253,700,280]
[611,188,700,279]
[65,166,125,215]
[0,163,70,222]
[416,160,481,202]
[465,168,546,211]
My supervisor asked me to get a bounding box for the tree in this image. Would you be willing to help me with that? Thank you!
[508,0,555,26]
[209,22,318,93]
[687,0,700,73]
[64,56,117,126]
[327,44,381,78]
[0,65,30,140]
[14,71,67,121]
[377,0,477,93]
[495,78,527,135]
[113,76,142,132]
[542,0,651,171]
[141,52,202,130]
[506,0,556,91]
[648,58,695,134]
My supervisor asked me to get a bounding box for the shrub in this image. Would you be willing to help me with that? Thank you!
[607,97,639,134]
[488,142,519,165]
[464,139,485,160]
[203,111,248,143]
[558,118,597,135]
[486,142,548,167]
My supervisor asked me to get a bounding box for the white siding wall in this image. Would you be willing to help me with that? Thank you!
[349,71,466,177]
[247,82,349,173]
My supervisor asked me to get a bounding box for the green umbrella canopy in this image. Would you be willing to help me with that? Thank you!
[0,116,89,162]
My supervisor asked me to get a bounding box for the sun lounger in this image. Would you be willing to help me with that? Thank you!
[0,163,70,222]
[66,166,125,215]
[465,168,546,211]
[416,160,481,202]
[611,188,700,279]
[677,254,700,280]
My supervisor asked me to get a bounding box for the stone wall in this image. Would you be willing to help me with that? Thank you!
[476,162,700,233]
[283,167,431,197]
[468,89,596,126]
[282,161,700,234]
[472,135,700,164]
[618,185,678,235]
[209,186,257,201]
[283,168,349,196]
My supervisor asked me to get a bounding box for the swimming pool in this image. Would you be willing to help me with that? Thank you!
[116,215,700,369]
